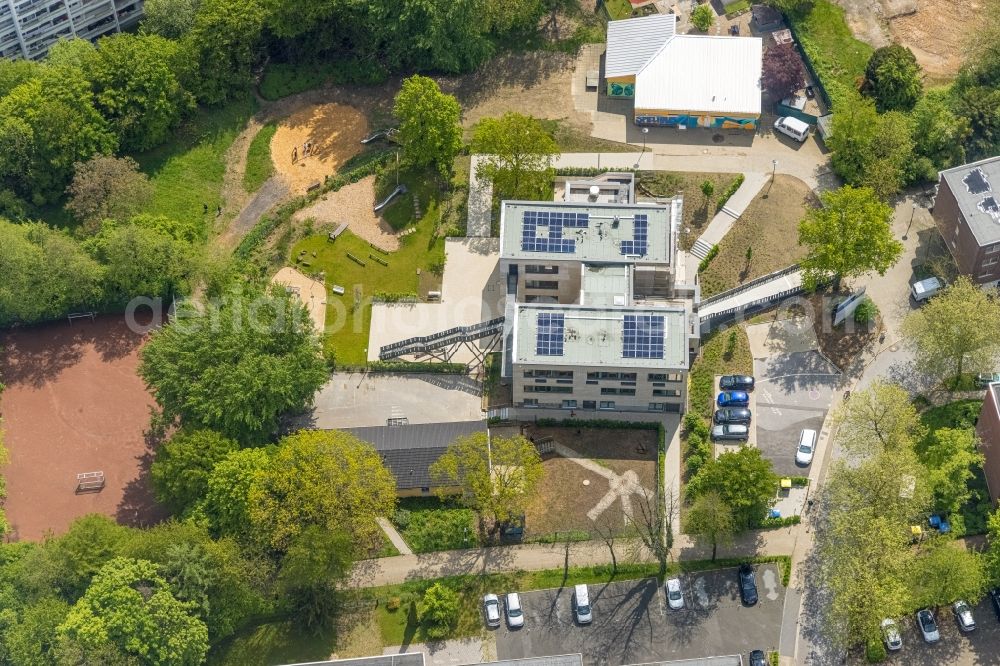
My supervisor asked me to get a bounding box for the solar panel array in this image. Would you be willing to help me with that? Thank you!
[622,314,664,359]
[535,312,565,356]
[521,210,589,253]
[620,214,648,256]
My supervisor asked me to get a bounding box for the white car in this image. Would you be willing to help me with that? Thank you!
[795,429,817,466]
[954,600,976,632]
[917,608,940,643]
[881,618,902,651]
[505,592,524,628]
[665,578,684,610]
[483,593,501,628]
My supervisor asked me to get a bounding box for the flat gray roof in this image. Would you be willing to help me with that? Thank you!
[581,264,630,308]
[500,200,674,265]
[630,658,743,666]
[284,656,426,666]
[514,303,687,369]
[941,156,1000,246]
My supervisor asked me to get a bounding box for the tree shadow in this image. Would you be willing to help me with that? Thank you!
[115,448,169,529]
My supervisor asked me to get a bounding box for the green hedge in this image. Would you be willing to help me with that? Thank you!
[366,361,467,374]
[697,245,720,273]
[532,418,658,430]
[373,292,418,303]
[760,515,801,529]
[716,174,745,208]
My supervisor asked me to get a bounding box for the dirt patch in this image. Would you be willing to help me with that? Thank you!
[293,175,401,251]
[637,172,740,250]
[699,175,818,298]
[271,103,369,194]
[806,291,883,371]
[0,314,167,541]
[888,0,980,82]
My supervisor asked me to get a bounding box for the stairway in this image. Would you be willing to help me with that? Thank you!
[379,316,506,360]
[690,239,716,260]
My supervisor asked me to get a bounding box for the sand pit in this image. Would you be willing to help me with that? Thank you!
[271,102,369,193]
[270,267,328,333]
[294,175,401,251]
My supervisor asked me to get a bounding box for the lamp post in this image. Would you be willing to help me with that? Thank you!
[634,127,649,169]
[903,202,917,241]
[765,159,777,198]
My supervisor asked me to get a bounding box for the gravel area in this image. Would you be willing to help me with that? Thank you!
[294,175,401,250]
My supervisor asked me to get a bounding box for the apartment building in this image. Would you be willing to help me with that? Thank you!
[0,0,143,61]
[931,156,1000,288]
[499,198,699,414]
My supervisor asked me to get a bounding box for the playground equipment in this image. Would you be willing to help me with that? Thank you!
[75,471,105,493]
[374,184,407,213]
[361,128,398,144]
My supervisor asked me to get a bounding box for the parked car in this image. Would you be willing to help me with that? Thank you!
[483,593,501,628]
[573,584,592,624]
[504,592,524,628]
[738,563,758,606]
[910,277,943,303]
[976,372,1000,388]
[881,618,902,651]
[773,116,810,142]
[717,391,750,407]
[748,651,767,666]
[917,609,940,643]
[990,588,1000,621]
[720,375,755,391]
[711,424,749,442]
[665,577,684,610]
[954,600,976,632]
[714,407,752,425]
[795,429,818,466]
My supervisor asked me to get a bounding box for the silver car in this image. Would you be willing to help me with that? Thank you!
[711,424,749,441]
[483,593,501,628]
[665,577,684,610]
[954,600,976,632]
[881,618,902,651]
[917,608,940,643]
[505,592,524,629]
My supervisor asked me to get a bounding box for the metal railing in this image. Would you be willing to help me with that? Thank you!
[379,316,506,359]
[698,264,802,308]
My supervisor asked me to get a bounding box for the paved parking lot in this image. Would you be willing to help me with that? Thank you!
[494,566,785,666]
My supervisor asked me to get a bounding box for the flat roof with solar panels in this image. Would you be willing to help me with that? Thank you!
[499,200,674,265]
[513,303,687,369]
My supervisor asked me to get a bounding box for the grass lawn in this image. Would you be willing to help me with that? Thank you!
[393,497,479,553]
[539,119,638,153]
[637,172,739,250]
[290,172,445,366]
[207,620,337,666]
[134,96,257,226]
[698,175,816,298]
[603,0,634,20]
[243,123,277,193]
[788,0,874,104]
[918,400,991,535]
[689,327,753,421]
[723,0,751,14]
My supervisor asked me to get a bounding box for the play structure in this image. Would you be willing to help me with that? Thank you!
[361,128,398,144]
[374,184,407,213]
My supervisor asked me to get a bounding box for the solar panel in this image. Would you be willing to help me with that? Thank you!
[520,208,578,253]
[536,313,565,356]
[622,314,664,359]
[620,214,649,256]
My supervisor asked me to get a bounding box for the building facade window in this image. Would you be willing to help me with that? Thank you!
[524,369,573,379]
[562,400,577,409]
[647,373,682,382]
[648,403,666,411]
[653,388,682,397]
[983,256,999,266]
[586,372,638,381]
[599,400,616,410]
[524,398,538,406]
[525,385,573,394]
[986,243,1000,255]
[525,280,559,290]
[601,387,636,396]
[583,400,597,409]
[525,265,559,274]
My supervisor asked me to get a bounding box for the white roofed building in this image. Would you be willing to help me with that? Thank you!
[604,16,763,131]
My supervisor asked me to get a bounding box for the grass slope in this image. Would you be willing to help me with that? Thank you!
[789,0,874,104]
[243,123,277,193]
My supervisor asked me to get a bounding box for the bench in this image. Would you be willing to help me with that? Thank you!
[328,222,349,242]
[331,285,346,296]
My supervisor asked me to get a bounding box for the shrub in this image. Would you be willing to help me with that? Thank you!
[853,297,879,324]
[420,583,460,639]
[700,180,715,199]
[393,508,412,530]
[698,245,720,273]
[386,596,402,612]
[691,3,715,31]
[865,638,887,662]
[683,413,710,440]
[760,515,801,529]
[717,174,745,207]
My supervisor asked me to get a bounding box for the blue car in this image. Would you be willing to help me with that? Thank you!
[717,391,750,407]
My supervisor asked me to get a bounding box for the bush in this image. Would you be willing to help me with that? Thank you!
[683,413,711,440]
[853,297,879,324]
[717,174,745,207]
[865,638,887,662]
[759,515,801,529]
[386,596,402,612]
[691,3,715,31]
[372,291,418,303]
[698,245,720,273]
[367,361,467,374]
[393,508,412,530]
[420,583,460,639]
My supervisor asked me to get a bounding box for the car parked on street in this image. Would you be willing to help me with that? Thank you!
[483,593,501,628]
[881,618,902,651]
[795,429,817,466]
[954,600,976,632]
[505,592,524,628]
[720,375,755,391]
[990,588,1000,621]
[665,577,684,610]
[748,650,767,666]
[738,564,758,606]
[714,407,751,425]
[717,391,750,407]
[917,608,940,643]
[711,424,749,442]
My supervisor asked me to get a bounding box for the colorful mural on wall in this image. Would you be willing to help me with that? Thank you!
[608,82,635,98]
[634,114,758,130]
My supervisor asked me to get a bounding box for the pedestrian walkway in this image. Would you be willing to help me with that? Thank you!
[377,517,413,556]
[689,172,770,260]
[466,155,492,237]
[698,268,804,320]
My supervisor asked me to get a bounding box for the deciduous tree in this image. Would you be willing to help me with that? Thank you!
[761,43,806,101]
[420,583,460,639]
[203,447,272,538]
[394,75,463,177]
[690,4,715,31]
[150,430,238,516]
[141,0,203,38]
[832,380,924,457]
[277,527,353,629]
[862,44,923,112]
[902,277,1000,385]
[910,88,971,179]
[911,537,987,609]
[184,0,266,105]
[65,155,153,231]
[684,490,735,561]
[138,285,328,443]
[919,427,984,516]
[827,99,915,199]
[431,433,543,539]
[249,430,397,552]
[685,447,777,529]
[798,185,901,289]
[471,112,559,200]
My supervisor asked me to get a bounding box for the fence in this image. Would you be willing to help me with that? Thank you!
[699,285,808,334]
[784,16,833,110]
[699,264,802,308]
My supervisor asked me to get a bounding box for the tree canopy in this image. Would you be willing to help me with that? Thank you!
[685,447,777,529]
[862,45,923,112]
[150,430,238,516]
[65,155,154,231]
[394,75,463,177]
[832,380,925,457]
[798,185,901,289]
[472,112,559,200]
[138,284,328,443]
[827,99,915,200]
[761,43,805,101]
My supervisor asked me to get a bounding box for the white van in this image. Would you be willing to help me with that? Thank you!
[910,277,943,302]
[573,584,592,624]
[773,116,810,142]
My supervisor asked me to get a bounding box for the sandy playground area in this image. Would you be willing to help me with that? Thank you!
[0,314,166,541]
[294,175,402,251]
[271,102,369,193]
[270,266,328,333]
